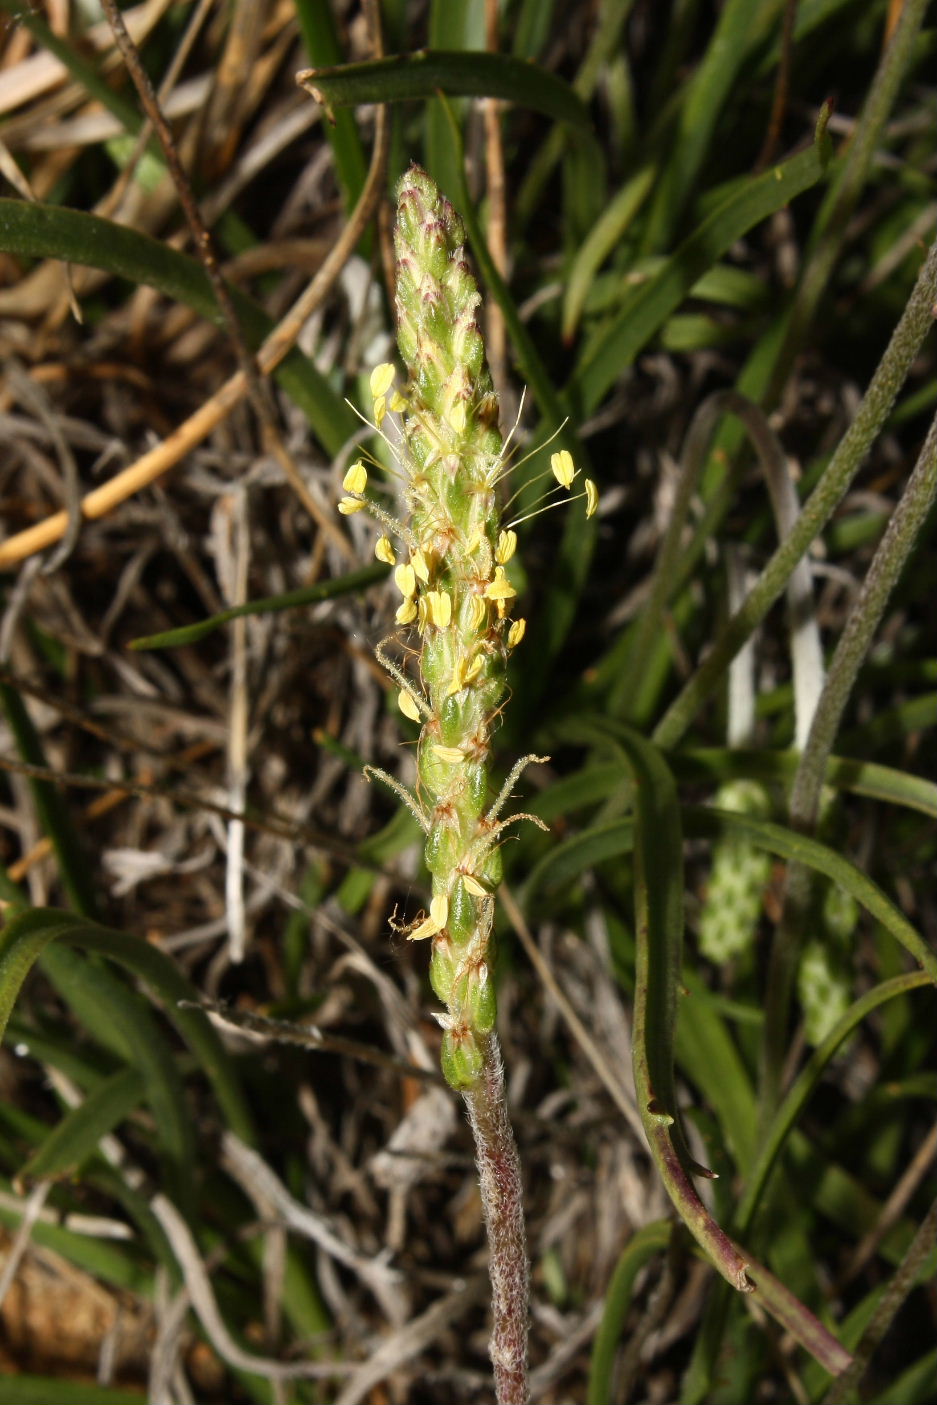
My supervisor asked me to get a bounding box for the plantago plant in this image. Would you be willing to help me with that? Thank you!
[338,164,594,1405]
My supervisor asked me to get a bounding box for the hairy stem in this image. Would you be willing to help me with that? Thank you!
[463,1034,529,1404]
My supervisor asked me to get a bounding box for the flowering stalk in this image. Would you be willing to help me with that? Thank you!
[338,164,594,1405]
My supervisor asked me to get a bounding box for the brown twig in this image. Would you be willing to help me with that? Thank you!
[755,0,798,172]
[483,0,509,408]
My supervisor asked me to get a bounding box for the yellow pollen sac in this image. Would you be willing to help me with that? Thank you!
[463,654,484,684]
[432,744,465,764]
[461,872,489,898]
[396,598,417,625]
[507,617,527,648]
[410,893,448,941]
[426,590,452,628]
[398,688,422,722]
[417,595,429,632]
[448,400,467,434]
[465,528,485,554]
[495,529,517,564]
[484,566,517,602]
[446,653,484,697]
[394,563,417,598]
[343,461,368,493]
[466,596,488,633]
[375,535,396,565]
[550,449,576,489]
[373,394,387,427]
[585,478,599,518]
[389,389,408,413]
[370,362,395,398]
[410,547,430,582]
[338,496,366,515]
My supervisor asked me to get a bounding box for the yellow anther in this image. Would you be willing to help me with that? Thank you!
[426,590,452,628]
[394,563,416,598]
[370,362,395,398]
[463,654,484,685]
[585,478,599,518]
[375,535,396,565]
[483,566,517,602]
[389,389,408,414]
[373,394,387,427]
[461,873,488,898]
[507,617,527,648]
[550,449,575,489]
[410,893,449,942]
[446,653,484,697]
[343,461,368,493]
[396,598,417,625]
[411,547,430,583]
[398,688,422,722]
[465,528,485,554]
[495,529,517,565]
[417,595,429,632]
[448,400,467,433]
[466,596,487,633]
[338,497,366,515]
[432,744,465,764]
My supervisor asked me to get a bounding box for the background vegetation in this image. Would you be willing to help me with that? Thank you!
[0,1,934,1402]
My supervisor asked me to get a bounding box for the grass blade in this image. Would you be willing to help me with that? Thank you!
[571,109,831,413]
[0,908,255,1144]
[18,1065,145,1185]
[298,50,593,133]
[130,563,389,649]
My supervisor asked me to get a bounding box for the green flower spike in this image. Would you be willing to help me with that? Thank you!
[351,164,554,1093]
[699,779,772,964]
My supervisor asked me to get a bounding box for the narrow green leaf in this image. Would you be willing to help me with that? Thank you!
[423,0,485,204]
[36,944,194,1210]
[0,1195,150,1293]
[588,1221,672,1405]
[562,164,656,340]
[523,819,633,903]
[293,0,368,219]
[0,1375,145,1405]
[675,971,758,1171]
[572,117,831,414]
[641,0,787,248]
[18,1065,145,1185]
[298,50,593,133]
[130,563,389,649]
[0,908,254,1144]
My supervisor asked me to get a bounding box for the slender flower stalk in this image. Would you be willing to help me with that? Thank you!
[340,164,596,1404]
